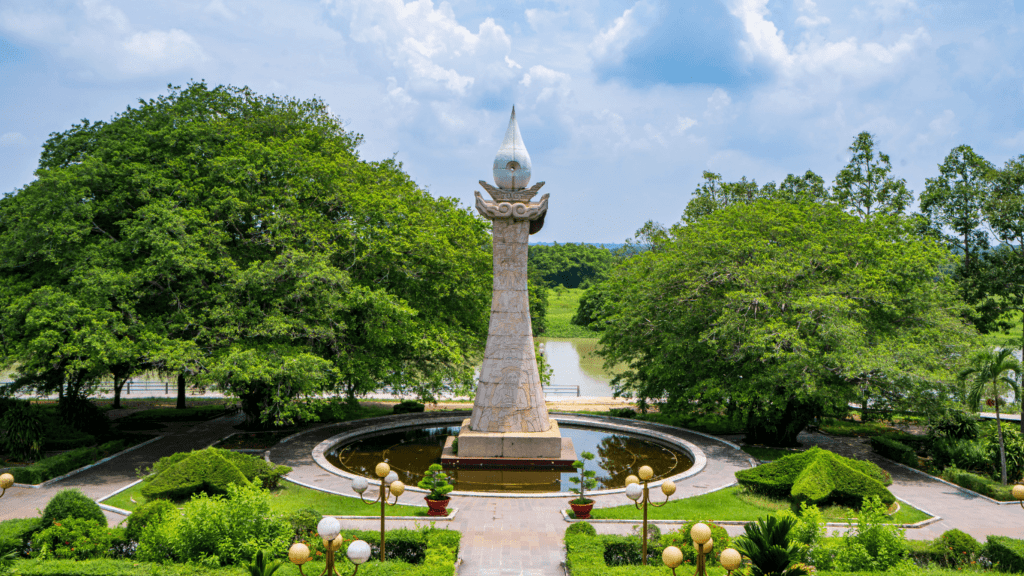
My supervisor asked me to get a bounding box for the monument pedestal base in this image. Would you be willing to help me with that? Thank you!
[442,419,577,467]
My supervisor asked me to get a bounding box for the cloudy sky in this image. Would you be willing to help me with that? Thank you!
[1,0,1023,243]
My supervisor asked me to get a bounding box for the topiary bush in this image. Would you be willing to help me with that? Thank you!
[393,400,425,414]
[870,436,918,467]
[565,521,597,537]
[212,448,291,489]
[33,517,116,560]
[11,446,102,485]
[41,489,107,529]
[140,449,250,501]
[0,517,42,556]
[0,400,46,461]
[735,446,895,508]
[983,535,1024,573]
[124,500,178,542]
[931,529,980,568]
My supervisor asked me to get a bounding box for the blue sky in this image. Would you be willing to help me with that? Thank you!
[1,0,1023,243]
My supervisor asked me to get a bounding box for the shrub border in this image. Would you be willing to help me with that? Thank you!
[556,484,943,529]
[876,454,1024,506]
[7,435,163,489]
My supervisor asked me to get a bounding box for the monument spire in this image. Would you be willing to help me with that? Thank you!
[492,106,532,191]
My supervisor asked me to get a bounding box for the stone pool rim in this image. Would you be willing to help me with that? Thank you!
[311,413,708,499]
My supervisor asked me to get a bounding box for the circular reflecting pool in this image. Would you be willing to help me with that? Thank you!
[324,424,693,493]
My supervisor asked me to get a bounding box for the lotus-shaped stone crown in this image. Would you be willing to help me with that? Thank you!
[492,106,532,190]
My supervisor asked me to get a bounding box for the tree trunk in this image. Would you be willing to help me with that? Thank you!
[995,379,1008,485]
[176,373,186,410]
[113,376,125,409]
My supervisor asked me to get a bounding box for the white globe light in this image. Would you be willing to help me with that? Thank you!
[351,477,369,494]
[347,540,372,565]
[317,516,341,542]
[385,471,399,486]
[625,483,643,501]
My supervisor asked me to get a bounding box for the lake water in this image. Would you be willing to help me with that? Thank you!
[537,337,618,398]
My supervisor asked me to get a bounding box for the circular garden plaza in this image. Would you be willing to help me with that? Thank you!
[3,97,1024,576]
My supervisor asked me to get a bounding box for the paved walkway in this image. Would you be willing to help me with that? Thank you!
[2,406,1023,575]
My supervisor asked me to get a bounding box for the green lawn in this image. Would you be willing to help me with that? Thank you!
[542,287,600,338]
[104,479,430,517]
[573,485,932,524]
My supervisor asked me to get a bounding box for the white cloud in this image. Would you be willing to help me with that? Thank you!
[0,0,207,77]
[204,0,235,19]
[504,55,521,69]
[0,132,28,147]
[673,116,697,135]
[589,0,655,64]
[704,88,732,121]
[328,0,513,96]
[910,109,958,151]
[120,30,207,75]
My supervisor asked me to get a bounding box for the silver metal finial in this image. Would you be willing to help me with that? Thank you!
[492,106,532,190]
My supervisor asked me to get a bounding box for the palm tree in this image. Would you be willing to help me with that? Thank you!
[959,347,1021,485]
[733,516,808,576]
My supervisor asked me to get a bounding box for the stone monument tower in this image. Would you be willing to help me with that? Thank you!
[449,108,576,465]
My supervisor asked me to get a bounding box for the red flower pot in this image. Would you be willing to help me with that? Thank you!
[569,499,594,519]
[425,497,450,516]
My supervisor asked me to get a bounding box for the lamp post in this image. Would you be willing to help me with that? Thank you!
[691,523,713,576]
[351,461,406,562]
[287,526,372,576]
[0,473,13,499]
[719,547,743,576]
[663,546,684,576]
[624,465,676,565]
[1014,483,1024,510]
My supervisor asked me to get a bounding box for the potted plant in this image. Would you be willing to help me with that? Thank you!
[569,451,598,519]
[418,463,454,516]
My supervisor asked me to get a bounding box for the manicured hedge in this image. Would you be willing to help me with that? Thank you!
[984,536,1024,573]
[141,449,249,500]
[43,426,95,451]
[870,436,918,467]
[10,446,101,485]
[941,467,1015,501]
[565,532,671,576]
[295,527,461,576]
[12,559,248,575]
[0,517,42,553]
[735,447,895,507]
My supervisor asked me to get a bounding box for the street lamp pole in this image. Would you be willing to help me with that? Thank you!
[288,525,372,576]
[351,462,406,562]
[624,465,676,565]
[1013,483,1024,510]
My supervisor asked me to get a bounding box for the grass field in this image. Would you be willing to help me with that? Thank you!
[573,485,932,524]
[103,479,430,517]
[542,287,600,338]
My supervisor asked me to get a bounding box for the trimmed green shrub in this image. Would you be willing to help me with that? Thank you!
[942,467,1016,500]
[869,436,917,467]
[212,448,291,489]
[43,425,95,451]
[124,500,178,542]
[984,535,1024,573]
[735,446,895,507]
[41,489,106,529]
[927,408,980,440]
[931,529,980,567]
[33,517,115,560]
[565,521,597,537]
[140,449,250,500]
[393,400,425,414]
[281,508,321,539]
[662,521,731,567]
[12,559,249,575]
[0,401,46,461]
[931,438,990,472]
[98,440,127,455]
[0,517,42,555]
[905,539,940,566]
[11,447,102,485]
[601,534,664,567]
[136,482,292,566]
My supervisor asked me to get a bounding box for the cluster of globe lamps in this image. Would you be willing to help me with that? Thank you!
[285,462,404,575]
[0,472,13,499]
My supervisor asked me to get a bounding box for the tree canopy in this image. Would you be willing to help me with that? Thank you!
[0,82,492,425]
[594,200,978,445]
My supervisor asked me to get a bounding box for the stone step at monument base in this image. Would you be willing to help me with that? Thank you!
[440,435,578,467]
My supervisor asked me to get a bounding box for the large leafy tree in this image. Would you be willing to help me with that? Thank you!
[984,155,1024,352]
[0,83,492,425]
[833,132,912,218]
[527,242,620,289]
[595,200,977,445]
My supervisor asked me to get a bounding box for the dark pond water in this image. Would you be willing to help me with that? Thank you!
[324,424,693,493]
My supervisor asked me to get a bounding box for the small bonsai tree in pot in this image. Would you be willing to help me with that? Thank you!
[569,451,598,519]
[418,463,454,516]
